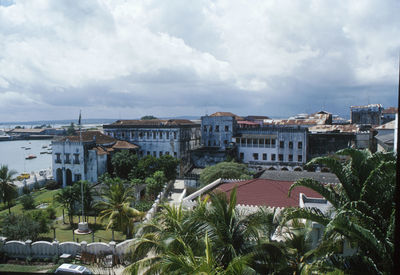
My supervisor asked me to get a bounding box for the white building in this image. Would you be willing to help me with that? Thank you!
[52,131,137,186]
[233,126,308,171]
[103,119,201,175]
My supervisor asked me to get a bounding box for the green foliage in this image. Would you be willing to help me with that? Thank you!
[285,149,396,274]
[54,185,79,225]
[199,161,252,186]
[20,194,35,210]
[0,165,18,214]
[66,122,76,136]
[130,178,143,186]
[111,151,139,180]
[141,115,158,120]
[22,185,30,194]
[27,210,52,234]
[1,213,46,241]
[145,171,166,198]
[133,200,153,212]
[130,155,179,181]
[45,179,61,190]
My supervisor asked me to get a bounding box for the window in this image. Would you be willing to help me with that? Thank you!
[215,125,219,132]
[280,141,284,148]
[174,152,177,157]
[253,153,259,160]
[74,174,81,182]
[65,153,70,164]
[278,154,284,161]
[153,151,157,157]
[166,132,169,139]
[73,154,80,164]
[298,141,303,149]
[225,125,229,131]
[289,141,293,149]
[240,152,244,159]
[224,140,228,145]
[55,153,61,164]
[153,132,156,139]
[203,126,207,132]
[235,138,240,143]
[174,132,177,139]
[271,154,276,161]
[147,151,150,155]
[298,155,303,162]
[209,126,213,132]
[139,132,143,139]
[147,132,150,139]
[271,139,276,147]
[160,132,163,139]
[263,153,267,160]
[166,151,170,155]
[121,132,125,138]
[259,139,264,147]
[288,154,293,161]
[159,151,163,156]
[208,141,211,146]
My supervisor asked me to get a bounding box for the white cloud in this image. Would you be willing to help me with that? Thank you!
[0,0,399,121]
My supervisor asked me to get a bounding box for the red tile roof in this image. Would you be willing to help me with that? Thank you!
[105,119,196,127]
[215,179,323,207]
[382,107,398,114]
[112,140,139,149]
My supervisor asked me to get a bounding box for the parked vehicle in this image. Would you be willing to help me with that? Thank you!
[54,264,93,274]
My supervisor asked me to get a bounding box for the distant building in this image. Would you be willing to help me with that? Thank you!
[350,104,383,125]
[374,120,395,152]
[381,107,397,124]
[52,131,138,187]
[103,119,201,175]
[201,112,242,149]
[233,126,308,171]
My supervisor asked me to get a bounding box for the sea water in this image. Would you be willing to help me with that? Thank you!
[0,139,52,174]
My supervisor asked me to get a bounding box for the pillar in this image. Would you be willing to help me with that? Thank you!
[62,168,66,188]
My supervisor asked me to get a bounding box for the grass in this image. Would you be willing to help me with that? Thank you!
[0,188,130,243]
[0,263,56,273]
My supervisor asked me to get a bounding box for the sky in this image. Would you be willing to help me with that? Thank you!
[0,0,399,122]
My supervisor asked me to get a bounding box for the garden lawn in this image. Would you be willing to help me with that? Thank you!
[0,263,57,273]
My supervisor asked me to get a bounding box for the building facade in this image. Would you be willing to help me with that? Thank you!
[233,126,308,171]
[52,132,117,187]
[201,112,242,149]
[103,119,201,174]
[350,104,383,125]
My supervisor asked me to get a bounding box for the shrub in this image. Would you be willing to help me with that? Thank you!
[1,214,41,241]
[22,185,30,195]
[134,200,153,212]
[46,206,57,220]
[33,181,40,190]
[45,180,60,190]
[20,194,35,210]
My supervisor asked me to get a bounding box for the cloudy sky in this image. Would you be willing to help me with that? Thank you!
[0,0,399,122]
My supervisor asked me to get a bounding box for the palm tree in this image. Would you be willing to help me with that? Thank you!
[55,186,79,225]
[283,149,396,274]
[95,178,144,238]
[126,188,286,274]
[0,165,18,214]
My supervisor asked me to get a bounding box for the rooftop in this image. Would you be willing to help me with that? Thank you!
[308,124,359,133]
[382,107,398,114]
[209,112,244,120]
[104,119,197,127]
[56,131,116,145]
[375,120,396,130]
[258,170,340,184]
[112,140,139,150]
[215,179,323,207]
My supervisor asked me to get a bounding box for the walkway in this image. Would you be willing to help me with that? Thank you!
[167,179,185,205]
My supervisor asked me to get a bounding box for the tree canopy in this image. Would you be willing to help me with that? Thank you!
[199,161,252,186]
[111,151,139,180]
[140,115,158,120]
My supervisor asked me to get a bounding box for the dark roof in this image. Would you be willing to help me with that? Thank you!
[375,133,394,145]
[210,112,244,120]
[258,170,340,184]
[215,179,323,207]
[104,119,197,128]
[246,115,270,120]
[58,131,116,145]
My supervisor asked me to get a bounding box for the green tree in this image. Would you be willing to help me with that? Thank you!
[66,122,76,136]
[96,178,144,238]
[140,115,158,120]
[199,161,252,186]
[157,155,179,181]
[283,149,396,274]
[55,186,79,225]
[1,213,46,241]
[0,165,18,214]
[111,151,139,180]
[145,171,166,199]
[20,194,35,210]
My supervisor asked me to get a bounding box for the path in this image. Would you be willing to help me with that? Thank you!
[167,179,185,205]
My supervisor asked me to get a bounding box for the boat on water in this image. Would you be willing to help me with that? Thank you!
[25,155,37,160]
[40,151,47,154]
[42,145,48,149]
[21,146,25,149]
[25,147,31,150]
